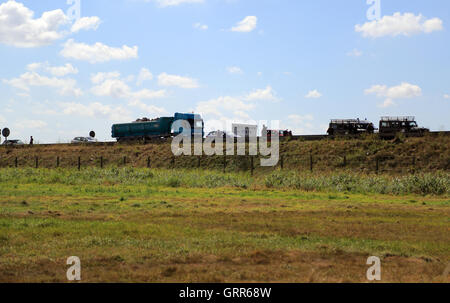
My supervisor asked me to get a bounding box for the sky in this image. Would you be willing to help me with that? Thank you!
[0,0,449,143]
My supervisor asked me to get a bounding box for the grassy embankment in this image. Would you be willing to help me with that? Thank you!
[0,168,448,282]
[0,134,449,173]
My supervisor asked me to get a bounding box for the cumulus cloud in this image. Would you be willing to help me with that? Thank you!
[151,0,204,7]
[196,96,255,118]
[365,82,422,107]
[91,78,166,100]
[3,71,83,97]
[305,90,322,99]
[90,71,121,84]
[193,23,208,30]
[231,16,258,33]
[136,68,154,86]
[245,86,278,101]
[27,62,78,77]
[58,102,132,122]
[347,49,363,57]
[444,94,450,99]
[285,114,319,135]
[0,0,68,47]
[71,16,101,33]
[157,73,199,89]
[128,100,168,116]
[16,120,48,129]
[60,39,138,63]
[355,13,443,38]
[227,66,243,74]
[195,86,279,122]
[0,1,101,48]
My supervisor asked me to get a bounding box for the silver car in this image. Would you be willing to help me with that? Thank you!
[2,139,25,146]
[71,137,98,144]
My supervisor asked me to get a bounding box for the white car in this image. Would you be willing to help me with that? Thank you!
[71,137,98,144]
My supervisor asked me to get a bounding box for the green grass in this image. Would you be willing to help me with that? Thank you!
[0,168,449,282]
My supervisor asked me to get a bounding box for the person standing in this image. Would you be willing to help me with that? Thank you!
[30,136,34,146]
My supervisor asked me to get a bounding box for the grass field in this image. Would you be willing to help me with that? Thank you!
[0,168,449,282]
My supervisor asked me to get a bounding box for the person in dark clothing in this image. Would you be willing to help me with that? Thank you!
[30,136,34,146]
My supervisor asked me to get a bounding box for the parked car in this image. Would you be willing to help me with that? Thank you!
[206,131,241,139]
[2,139,25,146]
[71,137,98,144]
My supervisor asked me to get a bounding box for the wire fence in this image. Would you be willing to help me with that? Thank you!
[0,151,445,175]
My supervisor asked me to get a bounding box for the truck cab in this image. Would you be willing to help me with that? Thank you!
[172,113,204,138]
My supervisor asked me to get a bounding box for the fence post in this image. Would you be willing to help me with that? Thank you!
[35,157,38,169]
[147,157,151,168]
[78,157,81,171]
[343,155,347,167]
[15,157,18,168]
[100,156,104,169]
[310,151,313,172]
[123,156,127,166]
[280,154,284,170]
[197,156,201,168]
[250,156,254,176]
[57,156,60,168]
[171,156,175,169]
[376,157,379,174]
[223,155,227,173]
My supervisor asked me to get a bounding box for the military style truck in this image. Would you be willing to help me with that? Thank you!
[327,119,375,136]
[378,116,429,139]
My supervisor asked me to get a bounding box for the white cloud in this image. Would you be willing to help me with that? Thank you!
[305,90,322,99]
[60,39,138,63]
[27,62,78,77]
[193,23,208,30]
[90,71,121,84]
[285,114,319,135]
[16,120,48,129]
[355,13,443,38]
[196,96,255,117]
[152,0,204,7]
[0,0,69,47]
[365,82,422,107]
[347,48,363,57]
[3,71,82,97]
[444,94,450,99]
[136,68,154,86]
[58,102,132,122]
[128,100,168,116]
[0,1,101,48]
[91,77,166,100]
[231,16,258,33]
[245,86,278,101]
[157,72,199,88]
[227,66,243,74]
[71,16,101,33]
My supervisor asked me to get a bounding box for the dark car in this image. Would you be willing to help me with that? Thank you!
[2,140,25,146]
[327,119,375,136]
[379,116,429,139]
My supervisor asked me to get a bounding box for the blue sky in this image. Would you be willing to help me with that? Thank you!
[0,0,449,143]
